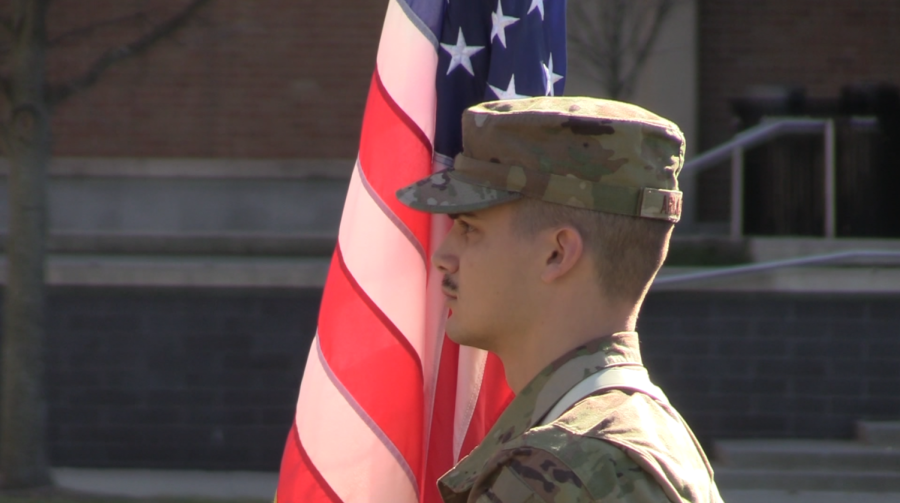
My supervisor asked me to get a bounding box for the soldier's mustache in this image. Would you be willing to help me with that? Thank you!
[442,276,458,293]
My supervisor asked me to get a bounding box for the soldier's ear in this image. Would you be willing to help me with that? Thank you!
[540,226,583,284]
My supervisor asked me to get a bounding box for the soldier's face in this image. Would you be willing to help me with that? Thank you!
[433,202,538,352]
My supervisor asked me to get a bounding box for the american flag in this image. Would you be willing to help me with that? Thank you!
[275,1,566,502]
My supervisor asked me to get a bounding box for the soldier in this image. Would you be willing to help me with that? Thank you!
[396,96,723,503]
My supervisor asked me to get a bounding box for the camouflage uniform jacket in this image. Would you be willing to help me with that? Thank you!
[437,332,723,503]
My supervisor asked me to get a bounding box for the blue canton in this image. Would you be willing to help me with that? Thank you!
[433,0,567,163]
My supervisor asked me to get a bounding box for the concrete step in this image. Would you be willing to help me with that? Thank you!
[859,421,900,447]
[714,440,900,472]
[719,489,900,503]
[714,467,900,492]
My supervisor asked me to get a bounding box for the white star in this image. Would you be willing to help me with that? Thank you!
[528,0,545,19]
[542,55,564,96]
[489,75,528,100]
[490,1,519,49]
[440,28,484,76]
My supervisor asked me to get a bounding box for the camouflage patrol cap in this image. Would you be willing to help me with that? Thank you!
[396,96,685,222]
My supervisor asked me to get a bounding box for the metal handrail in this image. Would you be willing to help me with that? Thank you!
[679,118,836,239]
[681,118,830,175]
[653,250,900,286]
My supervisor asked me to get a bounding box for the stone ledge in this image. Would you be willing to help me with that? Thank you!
[858,421,900,448]
[0,232,337,256]
[718,489,900,503]
[750,238,900,262]
[668,236,900,266]
[52,468,278,499]
[0,255,331,288]
[0,255,896,291]
[653,266,900,293]
[0,157,355,179]
[715,439,900,471]
[713,467,900,492]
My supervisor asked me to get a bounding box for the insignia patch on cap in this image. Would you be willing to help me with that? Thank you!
[639,188,682,222]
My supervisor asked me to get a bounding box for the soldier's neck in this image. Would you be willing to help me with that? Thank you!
[497,301,638,394]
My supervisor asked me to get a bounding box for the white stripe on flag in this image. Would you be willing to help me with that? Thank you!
[297,336,418,503]
[453,346,489,461]
[421,210,452,457]
[338,162,428,363]
[376,0,438,141]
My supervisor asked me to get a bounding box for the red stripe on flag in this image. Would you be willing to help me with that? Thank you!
[317,246,424,482]
[422,340,513,503]
[458,353,513,459]
[422,334,459,503]
[358,71,433,255]
[275,423,342,503]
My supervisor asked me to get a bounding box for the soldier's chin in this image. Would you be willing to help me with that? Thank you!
[446,321,490,350]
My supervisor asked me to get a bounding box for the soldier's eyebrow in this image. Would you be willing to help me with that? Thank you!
[449,212,478,220]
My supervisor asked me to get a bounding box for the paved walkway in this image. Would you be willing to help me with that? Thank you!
[51,468,900,502]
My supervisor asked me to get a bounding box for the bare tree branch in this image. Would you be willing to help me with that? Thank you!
[48,12,148,48]
[46,0,211,108]
[618,0,675,99]
[568,2,608,82]
[567,0,679,100]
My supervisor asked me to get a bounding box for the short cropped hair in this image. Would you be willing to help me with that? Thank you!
[512,198,674,304]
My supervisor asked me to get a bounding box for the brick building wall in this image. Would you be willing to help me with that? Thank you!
[698,0,900,149]
[696,0,900,220]
[34,0,384,158]
[12,1,899,161]
[18,288,899,470]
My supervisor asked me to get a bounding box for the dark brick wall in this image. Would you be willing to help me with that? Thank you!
[2,288,897,470]
[639,292,900,448]
[42,287,321,471]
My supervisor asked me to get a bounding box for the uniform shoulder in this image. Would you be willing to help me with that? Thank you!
[481,446,592,503]
[534,389,720,503]
[509,418,669,502]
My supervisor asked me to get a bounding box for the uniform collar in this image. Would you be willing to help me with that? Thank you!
[438,332,644,497]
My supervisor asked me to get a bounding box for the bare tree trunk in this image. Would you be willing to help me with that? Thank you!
[568,0,678,101]
[0,1,209,486]
[607,1,626,99]
[1,0,52,488]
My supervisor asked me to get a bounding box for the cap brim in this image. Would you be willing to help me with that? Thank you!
[395,169,521,214]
